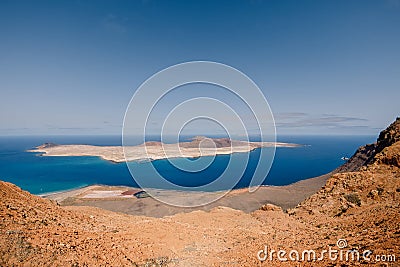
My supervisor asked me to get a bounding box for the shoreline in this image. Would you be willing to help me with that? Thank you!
[38,175,318,200]
[27,137,303,163]
[39,183,273,199]
[43,173,331,217]
[37,184,91,197]
[31,145,300,164]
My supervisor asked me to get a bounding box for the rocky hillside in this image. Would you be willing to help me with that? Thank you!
[288,117,400,265]
[1,118,399,266]
[336,117,400,172]
[0,181,328,266]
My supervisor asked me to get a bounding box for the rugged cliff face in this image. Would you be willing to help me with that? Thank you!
[1,118,399,266]
[289,118,400,265]
[335,117,400,173]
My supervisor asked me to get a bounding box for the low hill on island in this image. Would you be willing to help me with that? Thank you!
[1,118,399,266]
[28,136,301,163]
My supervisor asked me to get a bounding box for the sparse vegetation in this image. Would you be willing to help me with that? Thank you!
[344,193,361,206]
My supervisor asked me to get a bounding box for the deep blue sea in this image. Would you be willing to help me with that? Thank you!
[0,135,375,194]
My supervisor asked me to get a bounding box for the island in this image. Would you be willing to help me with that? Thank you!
[27,136,302,163]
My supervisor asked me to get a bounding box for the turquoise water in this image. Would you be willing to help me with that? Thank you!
[0,135,376,194]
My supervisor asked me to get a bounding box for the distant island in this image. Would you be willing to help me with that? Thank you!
[28,136,302,163]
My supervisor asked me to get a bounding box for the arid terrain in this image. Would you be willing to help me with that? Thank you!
[1,118,400,266]
[42,173,330,218]
[27,136,301,163]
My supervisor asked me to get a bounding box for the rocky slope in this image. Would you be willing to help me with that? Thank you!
[335,117,400,172]
[289,138,400,265]
[1,118,399,266]
[0,181,326,266]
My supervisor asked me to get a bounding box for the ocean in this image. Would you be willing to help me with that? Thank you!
[0,135,376,194]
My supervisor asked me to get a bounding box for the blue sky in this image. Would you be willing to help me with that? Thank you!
[0,0,399,136]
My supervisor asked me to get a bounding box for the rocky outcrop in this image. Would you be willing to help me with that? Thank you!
[335,117,400,172]
[334,143,376,172]
[259,203,282,212]
[374,141,400,168]
[288,118,400,265]
[36,142,58,149]
[180,136,249,148]
[376,117,400,151]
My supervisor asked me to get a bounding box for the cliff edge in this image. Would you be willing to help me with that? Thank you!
[335,117,400,172]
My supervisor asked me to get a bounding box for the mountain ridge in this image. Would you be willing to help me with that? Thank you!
[335,117,400,172]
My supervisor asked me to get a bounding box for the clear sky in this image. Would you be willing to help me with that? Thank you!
[0,0,399,136]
